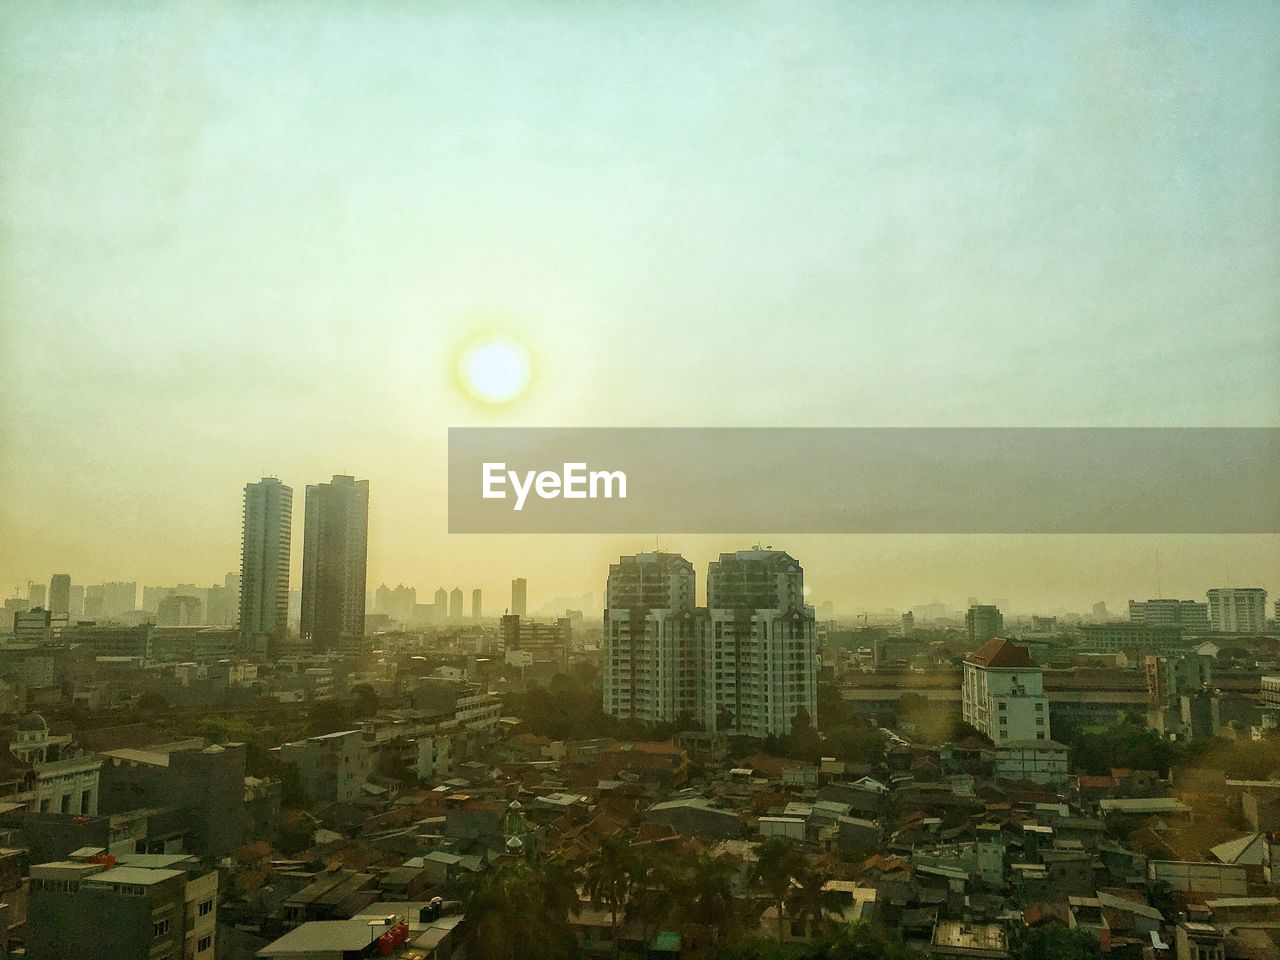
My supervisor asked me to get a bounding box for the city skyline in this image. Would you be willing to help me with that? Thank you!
[4,525,1275,621]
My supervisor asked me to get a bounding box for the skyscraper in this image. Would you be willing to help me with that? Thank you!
[239,477,292,653]
[471,588,482,619]
[705,547,817,738]
[48,575,71,617]
[28,583,46,609]
[449,587,463,619]
[433,587,448,621]
[300,475,369,651]
[511,578,527,616]
[603,552,701,726]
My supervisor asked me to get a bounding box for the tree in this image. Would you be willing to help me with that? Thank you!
[786,863,844,941]
[627,851,678,958]
[1016,925,1102,960]
[583,837,640,960]
[459,856,580,960]
[753,838,802,941]
[673,853,737,951]
[350,683,380,718]
[804,919,910,960]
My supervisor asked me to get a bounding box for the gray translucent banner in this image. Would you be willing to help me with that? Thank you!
[448,428,1280,533]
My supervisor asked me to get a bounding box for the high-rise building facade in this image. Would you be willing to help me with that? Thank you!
[300,475,369,651]
[704,548,817,739]
[1207,588,1268,633]
[449,587,463,619]
[602,547,818,739]
[511,578,527,616]
[28,583,46,609]
[48,575,70,616]
[240,477,293,652]
[965,604,1004,644]
[603,552,701,725]
[472,588,482,619]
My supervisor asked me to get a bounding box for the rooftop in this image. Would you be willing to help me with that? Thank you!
[965,638,1036,669]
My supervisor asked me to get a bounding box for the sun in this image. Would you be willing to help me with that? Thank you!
[455,334,533,405]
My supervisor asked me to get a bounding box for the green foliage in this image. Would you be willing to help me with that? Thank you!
[1052,719,1174,775]
[753,838,804,941]
[459,856,581,960]
[582,837,640,960]
[800,920,912,960]
[1015,925,1102,960]
[1174,735,1280,780]
[502,673,699,742]
[757,683,885,766]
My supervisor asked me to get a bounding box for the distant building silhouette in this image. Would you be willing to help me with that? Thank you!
[471,588,482,619]
[48,575,70,617]
[965,604,1003,644]
[511,578,527,617]
[449,587,463,619]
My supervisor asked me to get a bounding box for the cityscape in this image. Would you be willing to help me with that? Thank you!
[3,1,1278,959]
[0,473,1275,959]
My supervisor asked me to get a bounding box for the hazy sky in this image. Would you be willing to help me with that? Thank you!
[2,2,1277,614]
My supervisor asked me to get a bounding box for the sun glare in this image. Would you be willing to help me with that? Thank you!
[456,334,533,405]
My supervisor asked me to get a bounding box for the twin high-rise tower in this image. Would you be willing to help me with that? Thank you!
[603,547,818,738]
[239,474,369,654]
[300,475,369,651]
[239,477,293,652]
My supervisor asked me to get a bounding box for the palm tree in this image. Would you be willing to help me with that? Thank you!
[752,837,802,941]
[460,856,580,960]
[583,836,640,960]
[785,863,844,941]
[674,853,738,951]
[627,850,679,958]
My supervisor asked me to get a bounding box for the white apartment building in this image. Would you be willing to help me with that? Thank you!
[702,548,818,739]
[702,605,817,739]
[603,552,700,725]
[1207,588,1268,633]
[1128,598,1210,631]
[962,638,1050,744]
[603,548,818,738]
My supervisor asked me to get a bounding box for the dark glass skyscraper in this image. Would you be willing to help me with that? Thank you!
[300,475,369,651]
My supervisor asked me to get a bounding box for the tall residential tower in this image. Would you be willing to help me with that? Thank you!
[300,475,369,651]
[603,552,701,725]
[705,548,817,739]
[239,477,292,653]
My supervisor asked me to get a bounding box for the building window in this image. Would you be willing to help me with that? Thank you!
[153,919,170,938]
[199,898,214,916]
[197,934,213,952]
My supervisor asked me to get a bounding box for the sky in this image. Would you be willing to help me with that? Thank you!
[1,1,1277,615]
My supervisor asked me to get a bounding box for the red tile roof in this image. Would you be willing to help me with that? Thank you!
[965,638,1036,669]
